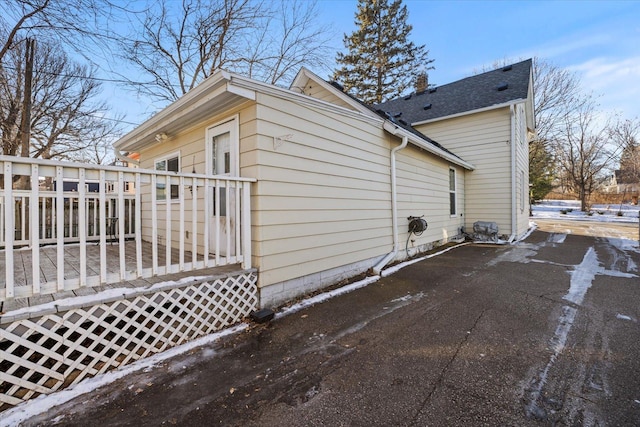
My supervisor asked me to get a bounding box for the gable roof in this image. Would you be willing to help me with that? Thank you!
[114,67,474,170]
[290,68,471,168]
[376,59,533,125]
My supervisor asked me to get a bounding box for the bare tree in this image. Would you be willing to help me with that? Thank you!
[612,118,640,194]
[0,0,121,64]
[533,58,583,143]
[243,0,332,85]
[554,98,622,211]
[0,40,121,162]
[477,58,584,201]
[118,0,332,104]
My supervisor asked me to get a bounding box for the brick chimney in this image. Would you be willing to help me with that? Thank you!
[416,72,428,93]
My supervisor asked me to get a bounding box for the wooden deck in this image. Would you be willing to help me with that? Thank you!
[0,241,243,314]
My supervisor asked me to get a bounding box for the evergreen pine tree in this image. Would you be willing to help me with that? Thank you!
[333,0,433,104]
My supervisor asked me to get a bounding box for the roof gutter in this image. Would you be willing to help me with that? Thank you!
[382,121,474,171]
[412,99,526,127]
[372,126,409,275]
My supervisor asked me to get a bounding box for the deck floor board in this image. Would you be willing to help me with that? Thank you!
[0,241,242,315]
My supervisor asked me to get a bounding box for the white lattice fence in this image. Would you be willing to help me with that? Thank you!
[0,271,258,411]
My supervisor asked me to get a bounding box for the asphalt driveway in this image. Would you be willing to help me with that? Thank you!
[17,226,640,426]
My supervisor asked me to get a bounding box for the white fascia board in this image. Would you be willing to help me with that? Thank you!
[229,73,383,127]
[290,67,382,120]
[412,99,527,127]
[114,70,255,152]
[382,121,475,171]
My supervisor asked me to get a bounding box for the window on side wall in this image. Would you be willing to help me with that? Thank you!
[155,153,180,201]
[449,168,456,216]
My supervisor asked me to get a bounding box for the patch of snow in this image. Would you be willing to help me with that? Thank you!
[607,237,640,255]
[616,313,636,322]
[564,247,601,305]
[532,200,640,224]
[275,275,381,320]
[547,233,567,244]
[487,244,539,266]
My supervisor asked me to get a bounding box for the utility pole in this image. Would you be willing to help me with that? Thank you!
[17,38,35,189]
[20,38,35,159]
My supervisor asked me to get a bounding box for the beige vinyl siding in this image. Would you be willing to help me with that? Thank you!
[514,102,530,236]
[396,145,466,248]
[250,92,393,287]
[416,108,513,235]
[298,77,357,111]
[136,102,257,252]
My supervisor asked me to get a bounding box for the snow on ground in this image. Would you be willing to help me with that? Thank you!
[532,200,640,224]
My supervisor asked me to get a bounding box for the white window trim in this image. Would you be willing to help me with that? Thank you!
[155,151,181,203]
[449,167,457,218]
[205,115,240,177]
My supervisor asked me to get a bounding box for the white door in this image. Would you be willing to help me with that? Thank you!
[207,119,238,258]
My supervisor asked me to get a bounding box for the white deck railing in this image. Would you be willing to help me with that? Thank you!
[1,190,136,246]
[0,155,255,301]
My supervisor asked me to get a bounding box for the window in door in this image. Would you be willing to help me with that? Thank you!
[207,117,239,216]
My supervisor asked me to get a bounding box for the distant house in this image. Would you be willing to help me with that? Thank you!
[605,170,640,199]
[113,60,535,307]
[53,181,101,193]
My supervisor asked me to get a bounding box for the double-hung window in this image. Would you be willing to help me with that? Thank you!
[155,153,180,201]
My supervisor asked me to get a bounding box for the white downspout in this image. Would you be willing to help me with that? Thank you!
[508,105,516,243]
[373,131,409,275]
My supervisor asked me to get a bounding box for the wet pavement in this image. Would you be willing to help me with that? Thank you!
[16,227,640,426]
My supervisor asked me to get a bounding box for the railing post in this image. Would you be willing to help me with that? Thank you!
[214,179,221,266]
[3,161,15,298]
[179,175,185,271]
[56,166,65,290]
[135,172,143,277]
[151,174,158,275]
[242,181,252,270]
[118,171,126,281]
[191,176,198,267]
[235,182,241,262]
[30,164,40,295]
[165,174,172,273]
[99,169,107,283]
[203,178,210,268]
[78,168,87,287]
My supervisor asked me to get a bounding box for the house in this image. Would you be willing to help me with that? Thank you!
[376,59,535,238]
[113,60,534,308]
[0,61,534,410]
[604,170,640,202]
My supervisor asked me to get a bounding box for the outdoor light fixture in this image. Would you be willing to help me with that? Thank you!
[155,132,168,142]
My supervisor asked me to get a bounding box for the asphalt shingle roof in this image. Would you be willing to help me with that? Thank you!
[375,59,532,124]
[327,81,456,156]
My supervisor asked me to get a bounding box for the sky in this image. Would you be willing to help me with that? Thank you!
[105,0,640,133]
[314,0,640,117]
